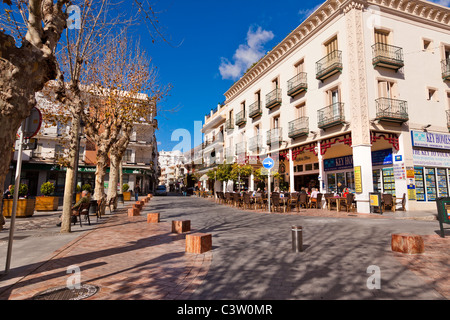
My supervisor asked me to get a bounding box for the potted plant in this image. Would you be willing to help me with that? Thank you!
[2,183,36,218]
[122,183,131,201]
[36,181,59,211]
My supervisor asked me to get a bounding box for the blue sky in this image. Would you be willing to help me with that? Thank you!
[145,0,324,153]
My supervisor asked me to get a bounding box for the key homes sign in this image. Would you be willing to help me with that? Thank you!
[411,130,450,150]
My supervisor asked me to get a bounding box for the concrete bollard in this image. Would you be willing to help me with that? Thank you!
[147,213,160,223]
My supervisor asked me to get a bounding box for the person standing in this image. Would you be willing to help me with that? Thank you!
[135,185,141,201]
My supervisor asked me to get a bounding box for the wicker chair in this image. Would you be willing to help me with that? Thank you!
[382,193,394,211]
[271,193,282,212]
[299,193,308,209]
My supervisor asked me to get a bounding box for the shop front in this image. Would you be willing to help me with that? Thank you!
[411,130,450,207]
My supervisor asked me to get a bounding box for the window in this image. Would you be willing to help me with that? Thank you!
[273,116,279,129]
[241,101,246,114]
[295,59,305,74]
[254,125,260,136]
[423,39,433,52]
[296,102,306,118]
[427,88,438,102]
[374,29,390,45]
[255,90,261,103]
[378,80,397,99]
[272,77,279,89]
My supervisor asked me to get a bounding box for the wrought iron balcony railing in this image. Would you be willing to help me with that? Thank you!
[236,141,246,155]
[375,98,408,123]
[235,110,247,126]
[248,135,262,152]
[287,73,307,97]
[442,59,450,81]
[265,88,282,109]
[249,101,262,118]
[288,117,309,139]
[266,128,283,145]
[316,50,343,81]
[317,102,345,129]
[372,43,404,71]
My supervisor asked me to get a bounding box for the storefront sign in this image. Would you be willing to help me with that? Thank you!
[413,149,450,168]
[324,149,393,172]
[407,184,416,200]
[354,166,362,193]
[411,130,450,150]
[324,155,353,171]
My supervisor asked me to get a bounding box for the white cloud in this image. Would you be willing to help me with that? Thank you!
[298,4,321,21]
[219,26,274,81]
[430,0,450,6]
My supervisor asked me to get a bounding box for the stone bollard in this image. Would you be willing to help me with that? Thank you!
[147,213,160,223]
[391,233,425,254]
[172,220,191,234]
[186,233,212,254]
[140,200,145,207]
[128,207,140,217]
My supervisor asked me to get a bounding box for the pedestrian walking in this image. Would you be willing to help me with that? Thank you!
[135,185,141,201]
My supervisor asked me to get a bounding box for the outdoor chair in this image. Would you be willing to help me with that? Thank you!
[243,192,253,210]
[382,193,394,212]
[309,193,322,209]
[271,193,282,212]
[77,201,91,227]
[340,193,355,212]
[254,193,266,211]
[287,192,299,212]
[299,193,308,209]
[233,192,242,208]
[324,193,334,210]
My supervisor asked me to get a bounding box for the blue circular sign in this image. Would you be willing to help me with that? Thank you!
[262,157,275,170]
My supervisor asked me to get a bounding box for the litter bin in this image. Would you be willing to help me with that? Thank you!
[292,225,303,252]
[436,197,450,238]
[89,199,98,215]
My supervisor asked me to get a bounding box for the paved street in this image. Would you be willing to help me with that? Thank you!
[0,194,448,300]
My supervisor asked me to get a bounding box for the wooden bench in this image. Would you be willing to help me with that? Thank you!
[391,233,424,254]
[171,220,191,234]
[147,213,160,223]
[186,233,212,254]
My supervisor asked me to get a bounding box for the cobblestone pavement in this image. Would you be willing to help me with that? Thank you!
[0,195,448,300]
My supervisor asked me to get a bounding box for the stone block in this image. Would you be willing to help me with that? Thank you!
[133,203,141,210]
[172,220,191,234]
[147,212,160,223]
[186,233,212,254]
[128,208,140,217]
[391,233,425,254]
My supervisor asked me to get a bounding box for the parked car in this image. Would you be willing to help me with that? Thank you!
[155,185,167,196]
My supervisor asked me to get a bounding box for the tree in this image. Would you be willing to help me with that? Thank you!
[83,35,169,216]
[0,0,70,228]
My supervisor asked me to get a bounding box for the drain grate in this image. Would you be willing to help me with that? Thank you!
[31,284,99,300]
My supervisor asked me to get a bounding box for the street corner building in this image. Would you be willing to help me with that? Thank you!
[196,0,450,213]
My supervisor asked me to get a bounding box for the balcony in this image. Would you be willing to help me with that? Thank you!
[442,59,450,81]
[287,73,308,97]
[375,98,408,123]
[249,101,262,118]
[236,141,246,155]
[372,43,404,71]
[447,110,450,132]
[265,88,282,109]
[248,136,262,152]
[226,117,234,132]
[288,117,309,139]
[316,50,343,81]
[266,128,283,146]
[317,102,345,129]
[235,110,247,126]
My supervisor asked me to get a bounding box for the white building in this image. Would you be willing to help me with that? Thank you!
[201,0,450,213]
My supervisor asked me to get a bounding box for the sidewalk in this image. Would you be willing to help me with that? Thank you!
[0,198,211,300]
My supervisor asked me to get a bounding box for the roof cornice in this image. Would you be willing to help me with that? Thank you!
[223,0,449,104]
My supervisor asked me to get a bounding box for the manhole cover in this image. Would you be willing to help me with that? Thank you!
[31,284,99,300]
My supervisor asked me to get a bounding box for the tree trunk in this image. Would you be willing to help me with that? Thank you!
[94,149,109,216]
[107,153,120,208]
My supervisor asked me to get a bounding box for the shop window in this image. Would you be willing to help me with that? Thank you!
[297,165,303,172]
[305,164,313,171]
[382,168,396,196]
[437,168,448,197]
[425,168,437,201]
[414,167,425,201]
[314,163,319,170]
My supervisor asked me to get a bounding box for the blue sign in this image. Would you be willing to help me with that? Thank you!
[372,149,393,166]
[324,149,393,172]
[262,157,275,170]
[411,130,450,150]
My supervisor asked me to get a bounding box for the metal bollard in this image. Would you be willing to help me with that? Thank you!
[292,225,303,252]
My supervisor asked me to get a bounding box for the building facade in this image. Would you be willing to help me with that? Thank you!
[201,0,450,213]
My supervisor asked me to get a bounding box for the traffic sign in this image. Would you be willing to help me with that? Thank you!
[262,157,275,170]
[22,107,42,139]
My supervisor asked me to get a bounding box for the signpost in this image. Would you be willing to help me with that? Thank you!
[262,157,275,213]
[369,192,383,214]
[4,108,42,274]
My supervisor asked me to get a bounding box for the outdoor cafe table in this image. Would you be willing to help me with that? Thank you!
[327,196,347,212]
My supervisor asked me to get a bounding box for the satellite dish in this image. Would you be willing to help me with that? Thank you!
[22,107,42,139]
